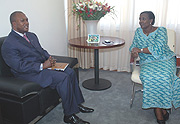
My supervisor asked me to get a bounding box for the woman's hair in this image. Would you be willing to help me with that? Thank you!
[140,11,155,25]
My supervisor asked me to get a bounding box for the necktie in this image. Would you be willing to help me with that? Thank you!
[23,34,31,43]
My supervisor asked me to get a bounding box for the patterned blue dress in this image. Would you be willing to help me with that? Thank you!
[129,27,180,109]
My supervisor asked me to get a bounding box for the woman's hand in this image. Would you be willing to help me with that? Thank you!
[131,47,141,58]
[43,56,56,69]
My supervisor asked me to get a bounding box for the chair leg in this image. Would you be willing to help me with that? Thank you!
[130,82,135,108]
[130,82,143,108]
[169,108,172,114]
[169,103,174,114]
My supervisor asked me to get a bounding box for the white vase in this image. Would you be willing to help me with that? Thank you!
[84,20,99,34]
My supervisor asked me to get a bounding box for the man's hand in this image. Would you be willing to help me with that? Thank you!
[48,56,56,66]
[43,56,56,69]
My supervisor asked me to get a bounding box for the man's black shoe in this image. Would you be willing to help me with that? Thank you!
[78,104,94,113]
[64,114,90,124]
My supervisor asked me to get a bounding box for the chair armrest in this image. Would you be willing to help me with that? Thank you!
[176,54,180,67]
[176,54,180,77]
[132,57,140,71]
[0,77,42,98]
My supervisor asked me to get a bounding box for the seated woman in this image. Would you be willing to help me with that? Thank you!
[129,11,180,124]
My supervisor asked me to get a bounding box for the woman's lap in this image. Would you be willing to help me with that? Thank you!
[140,57,178,108]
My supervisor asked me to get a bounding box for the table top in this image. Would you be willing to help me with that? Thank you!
[69,36,125,49]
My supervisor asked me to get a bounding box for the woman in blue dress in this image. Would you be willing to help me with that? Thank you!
[129,11,180,124]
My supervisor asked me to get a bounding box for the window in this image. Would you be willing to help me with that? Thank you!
[98,0,180,30]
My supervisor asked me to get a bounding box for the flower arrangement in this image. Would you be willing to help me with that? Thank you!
[72,0,115,20]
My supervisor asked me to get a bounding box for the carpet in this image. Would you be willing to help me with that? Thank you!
[36,68,180,124]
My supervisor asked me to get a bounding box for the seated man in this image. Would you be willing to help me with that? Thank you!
[1,11,94,124]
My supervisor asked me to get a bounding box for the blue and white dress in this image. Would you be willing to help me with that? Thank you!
[129,27,180,109]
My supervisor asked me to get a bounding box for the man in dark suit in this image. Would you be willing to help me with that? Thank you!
[1,11,94,124]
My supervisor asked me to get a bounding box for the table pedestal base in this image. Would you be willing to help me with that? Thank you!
[82,78,111,91]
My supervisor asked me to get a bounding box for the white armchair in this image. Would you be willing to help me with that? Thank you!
[130,29,176,108]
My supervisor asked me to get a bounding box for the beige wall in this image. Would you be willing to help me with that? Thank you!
[0,0,67,56]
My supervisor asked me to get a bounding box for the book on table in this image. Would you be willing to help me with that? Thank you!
[50,62,69,71]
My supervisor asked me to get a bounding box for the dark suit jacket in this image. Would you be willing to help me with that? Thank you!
[1,30,53,87]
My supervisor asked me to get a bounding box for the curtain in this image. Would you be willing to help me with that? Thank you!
[68,0,94,69]
[67,0,180,72]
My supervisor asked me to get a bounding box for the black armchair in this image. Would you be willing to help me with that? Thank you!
[0,36,79,124]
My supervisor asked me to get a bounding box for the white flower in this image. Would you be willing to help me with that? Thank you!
[88,5,93,9]
[88,3,98,10]
[76,3,85,11]
[76,4,81,10]
[97,6,102,11]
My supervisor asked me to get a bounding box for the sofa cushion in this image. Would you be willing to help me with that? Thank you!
[0,37,13,77]
[0,77,42,98]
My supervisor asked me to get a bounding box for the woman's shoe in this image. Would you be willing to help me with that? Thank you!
[154,109,165,124]
[163,112,169,121]
[157,119,165,124]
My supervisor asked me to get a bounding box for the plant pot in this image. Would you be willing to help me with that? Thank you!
[84,20,99,34]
